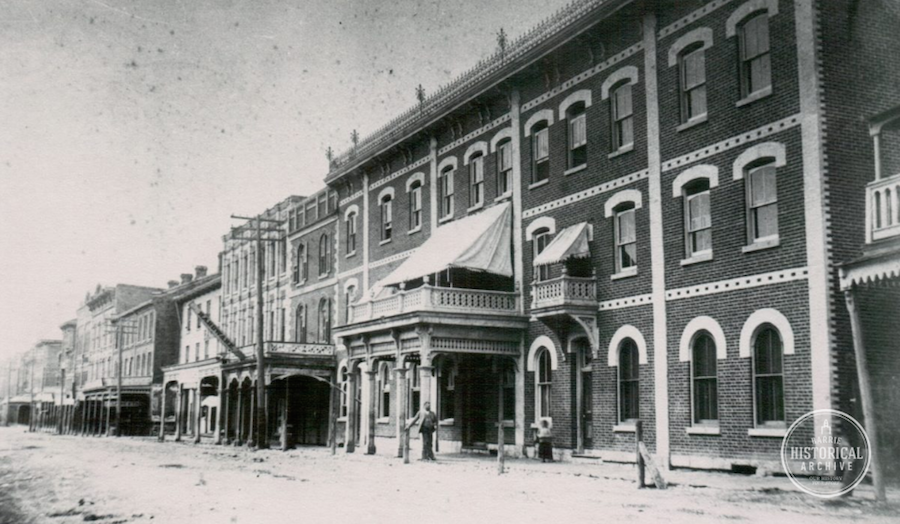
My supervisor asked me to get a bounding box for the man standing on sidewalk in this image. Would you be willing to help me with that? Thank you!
[406,401,438,461]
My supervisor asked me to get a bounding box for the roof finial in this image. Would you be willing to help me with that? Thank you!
[351,129,359,149]
[325,146,334,167]
[497,28,508,59]
[416,83,426,106]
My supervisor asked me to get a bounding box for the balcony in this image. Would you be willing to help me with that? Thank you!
[868,173,900,243]
[232,341,335,360]
[351,285,521,324]
[531,273,598,312]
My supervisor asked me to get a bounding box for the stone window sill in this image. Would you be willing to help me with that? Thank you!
[613,423,636,433]
[677,114,708,132]
[736,86,773,108]
[748,427,786,438]
[377,417,390,424]
[742,237,780,253]
[337,416,348,422]
[611,268,638,281]
[439,418,455,426]
[686,425,720,436]
[379,238,392,246]
[608,143,634,160]
[564,164,587,177]
[407,226,422,236]
[495,192,512,203]
[345,251,356,258]
[467,202,485,214]
[438,214,454,225]
[493,421,515,428]
[528,179,549,190]
[680,251,713,266]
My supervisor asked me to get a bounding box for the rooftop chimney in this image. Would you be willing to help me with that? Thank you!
[180,273,193,285]
[195,265,208,279]
[167,280,179,289]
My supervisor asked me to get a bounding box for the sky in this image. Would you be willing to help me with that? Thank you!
[0,0,572,360]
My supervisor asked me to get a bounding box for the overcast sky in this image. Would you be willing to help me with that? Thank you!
[0,0,571,360]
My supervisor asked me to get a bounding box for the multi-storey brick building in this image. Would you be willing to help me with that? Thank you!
[307,0,900,473]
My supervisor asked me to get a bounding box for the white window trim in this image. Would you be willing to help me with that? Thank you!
[667,27,714,68]
[526,217,557,241]
[739,308,795,358]
[489,127,514,153]
[463,141,488,165]
[601,66,640,101]
[726,0,779,39]
[678,316,727,362]
[603,189,643,218]
[558,89,593,121]
[437,156,458,174]
[733,142,786,181]
[526,335,558,371]
[405,172,426,192]
[672,164,719,197]
[607,325,648,367]
[523,109,554,137]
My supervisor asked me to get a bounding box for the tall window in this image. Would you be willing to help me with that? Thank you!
[186,307,192,332]
[614,204,637,273]
[380,364,391,418]
[497,139,513,196]
[318,234,331,276]
[440,361,455,420]
[746,161,778,243]
[611,82,634,151]
[381,195,393,241]
[739,13,771,98]
[753,325,784,426]
[279,240,287,273]
[345,285,356,324]
[531,123,550,183]
[300,243,309,281]
[318,298,331,344]
[469,152,484,208]
[408,181,422,230]
[567,103,587,168]
[440,166,455,218]
[692,332,718,424]
[684,180,712,257]
[536,349,552,419]
[534,228,551,282]
[279,308,285,342]
[408,363,420,418]
[618,339,639,422]
[294,305,306,343]
[680,44,707,123]
[346,212,357,254]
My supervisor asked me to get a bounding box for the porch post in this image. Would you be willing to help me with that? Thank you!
[218,378,227,445]
[105,394,112,436]
[174,384,183,442]
[281,377,290,451]
[346,365,358,453]
[248,384,256,447]
[194,388,202,444]
[498,366,505,474]
[366,364,377,455]
[222,383,231,445]
[575,346,584,454]
[329,370,338,455]
[159,386,167,441]
[395,365,407,458]
[235,384,244,446]
[845,288,885,502]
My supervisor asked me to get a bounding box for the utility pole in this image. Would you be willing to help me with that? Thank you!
[231,213,285,450]
[106,319,137,437]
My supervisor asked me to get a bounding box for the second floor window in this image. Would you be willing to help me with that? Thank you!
[684,180,712,258]
[567,104,587,169]
[294,305,306,343]
[611,82,634,151]
[409,181,422,230]
[346,212,357,254]
[532,123,550,183]
[440,166,455,219]
[614,205,637,273]
[319,234,331,276]
[680,44,707,123]
[534,228,551,282]
[318,299,331,343]
[497,139,512,196]
[469,152,484,208]
[739,12,771,98]
[746,161,778,243]
[381,195,393,241]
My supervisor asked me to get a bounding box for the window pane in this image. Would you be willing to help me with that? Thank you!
[618,210,636,243]
[689,85,707,118]
[750,165,777,205]
[571,114,586,148]
[536,128,549,159]
[683,50,706,89]
[615,85,633,117]
[750,54,771,93]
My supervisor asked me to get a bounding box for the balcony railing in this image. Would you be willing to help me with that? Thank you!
[120,376,152,387]
[868,173,900,242]
[351,285,520,323]
[235,341,335,358]
[531,274,597,310]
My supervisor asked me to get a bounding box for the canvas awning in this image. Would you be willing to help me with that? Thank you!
[380,202,512,287]
[533,222,591,266]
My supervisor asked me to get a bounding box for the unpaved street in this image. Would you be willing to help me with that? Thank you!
[0,427,897,524]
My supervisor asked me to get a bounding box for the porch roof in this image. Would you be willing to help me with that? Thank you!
[533,222,591,266]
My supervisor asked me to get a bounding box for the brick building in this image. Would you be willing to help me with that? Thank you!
[307,0,900,473]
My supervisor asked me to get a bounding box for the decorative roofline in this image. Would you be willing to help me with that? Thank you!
[325,0,623,183]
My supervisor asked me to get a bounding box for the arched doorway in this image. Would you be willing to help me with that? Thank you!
[199,376,219,437]
[16,404,30,426]
[571,337,593,452]
[162,381,179,437]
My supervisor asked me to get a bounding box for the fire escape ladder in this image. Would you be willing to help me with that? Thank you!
[187,302,246,361]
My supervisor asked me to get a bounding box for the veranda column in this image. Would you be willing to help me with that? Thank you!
[247,385,256,447]
[174,385,183,442]
[215,374,225,445]
[194,388,203,444]
[280,377,291,451]
[222,384,231,445]
[105,394,112,436]
[235,385,244,445]
[395,366,407,458]
[366,365,377,455]
[158,387,167,441]
[345,366,358,453]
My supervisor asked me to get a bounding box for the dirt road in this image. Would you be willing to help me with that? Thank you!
[0,426,897,524]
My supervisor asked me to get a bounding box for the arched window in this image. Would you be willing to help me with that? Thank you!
[294,244,307,283]
[679,42,707,124]
[408,363,420,418]
[294,305,306,343]
[318,233,331,276]
[567,103,587,169]
[614,203,637,273]
[408,180,422,231]
[610,82,634,151]
[346,211,357,254]
[468,152,485,208]
[533,227,552,282]
[738,12,771,98]
[380,194,393,241]
[618,339,639,422]
[536,348,552,419]
[753,325,784,427]
[379,363,391,418]
[318,298,331,344]
[439,165,455,219]
[344,285,356,324]
[683,179,712,258]
[691,332,718,424]
[531,121,550,184]
[496,139,513,196]
[746,160,778,244]
[439,360,456,420]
